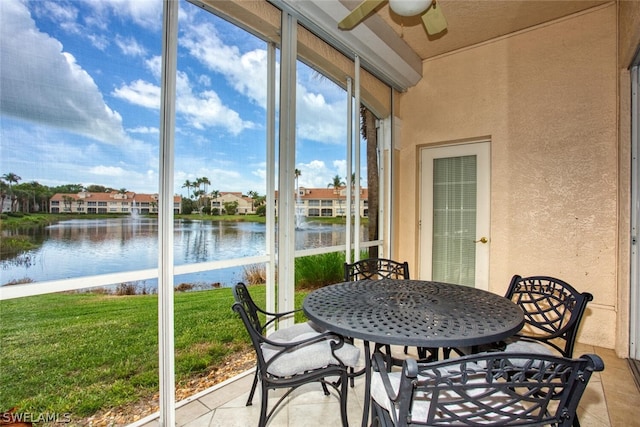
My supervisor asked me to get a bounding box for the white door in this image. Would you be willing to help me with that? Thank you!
[419,142,490,289]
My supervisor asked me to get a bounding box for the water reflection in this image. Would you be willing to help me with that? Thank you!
[1,218,362,287]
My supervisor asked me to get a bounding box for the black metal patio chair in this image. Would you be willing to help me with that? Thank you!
[344,258,410,281]
[232,282,360,427]
[503,274,594,358]
[370,351,604,427]
[445,274,593,360]
[344,258,438,370]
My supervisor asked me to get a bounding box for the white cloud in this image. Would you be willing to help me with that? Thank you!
[0,0,130,145]
[127,126,159,135]
[89,165,127,177]
[181,19,269,108]
[78,0,163,31]
[113,66,255,135]
[181,16,347,145]
[113,79,161,109]
[296,85,346,144]
[116,35,147,57]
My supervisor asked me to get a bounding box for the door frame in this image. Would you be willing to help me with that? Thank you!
[418,140,491,290]
[630,62,639,361]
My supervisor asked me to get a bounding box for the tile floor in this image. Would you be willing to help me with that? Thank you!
[134,343,640,427]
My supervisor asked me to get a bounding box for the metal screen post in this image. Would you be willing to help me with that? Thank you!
[158,0,178,424]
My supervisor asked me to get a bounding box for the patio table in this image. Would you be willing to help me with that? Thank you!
[302,279,525,427]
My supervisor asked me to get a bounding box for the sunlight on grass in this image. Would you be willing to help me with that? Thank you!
[0,288,261,417]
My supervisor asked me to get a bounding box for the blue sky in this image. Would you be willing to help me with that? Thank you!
[0,0,354,197]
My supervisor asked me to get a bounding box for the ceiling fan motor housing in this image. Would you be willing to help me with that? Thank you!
[388,0,433,16]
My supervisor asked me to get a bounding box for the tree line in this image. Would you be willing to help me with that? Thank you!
[1,170,366,217]
[0,172,131,214]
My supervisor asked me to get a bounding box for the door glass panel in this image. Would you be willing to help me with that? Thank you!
[432,155,477,286]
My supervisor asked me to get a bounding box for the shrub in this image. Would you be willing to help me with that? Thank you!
[243,264,266,285]
[0,235,37,257]
[3,277,34,286]
[176,283,194,292]
[115,282,138,295]
[294,251,345,290]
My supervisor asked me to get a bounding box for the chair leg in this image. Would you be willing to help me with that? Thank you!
[247,369,259,406]
[339,372,349,427]
[321,380,330,396]
[349,366,355,388]
[258,383,269,427]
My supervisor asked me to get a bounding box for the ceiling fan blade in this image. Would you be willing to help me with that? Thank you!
[338,0,387,30]
[421,1,447,35]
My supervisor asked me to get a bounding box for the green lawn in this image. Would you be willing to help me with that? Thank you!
[0,286,309,418]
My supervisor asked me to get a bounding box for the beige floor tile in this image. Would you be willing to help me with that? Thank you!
[176,400,211,426]
[197,373,254,410]
[181,412,214,427]
[578,378,609,426]
[134,346,640,427]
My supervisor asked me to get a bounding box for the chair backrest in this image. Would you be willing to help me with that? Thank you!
[232,282,265,335]
[506,275,593,357]
[344,258,410,281]
[373,351,604,427]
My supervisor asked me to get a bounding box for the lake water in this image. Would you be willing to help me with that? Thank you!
[0,217,355,288]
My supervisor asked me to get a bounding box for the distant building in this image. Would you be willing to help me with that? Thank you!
[211,192,256,215]
[50,191,182,214]
[276,187,368,218]
[1,197,11,213]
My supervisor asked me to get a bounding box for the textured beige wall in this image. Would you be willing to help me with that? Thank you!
[396,5,618,348]
[616,0,640,356]
[619,0,640,68]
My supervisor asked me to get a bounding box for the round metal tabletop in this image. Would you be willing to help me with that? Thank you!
[303,279,525,348]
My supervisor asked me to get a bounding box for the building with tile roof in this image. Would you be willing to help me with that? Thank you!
[275,187,368,218]
[49,191,182,214]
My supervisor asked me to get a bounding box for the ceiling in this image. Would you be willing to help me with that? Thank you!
[339,0,609,61]
[209,0,612,90]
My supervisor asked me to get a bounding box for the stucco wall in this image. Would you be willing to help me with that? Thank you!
[616,0,640,356]
[396,5,618,348]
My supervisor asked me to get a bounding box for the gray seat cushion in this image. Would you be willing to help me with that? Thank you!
[504,338,555,356]
[262,325,360,377]
[267,321,323,341]
[371,367,524,424]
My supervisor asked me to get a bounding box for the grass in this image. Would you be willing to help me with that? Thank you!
[0,285,309,419]
[0,213,128,230]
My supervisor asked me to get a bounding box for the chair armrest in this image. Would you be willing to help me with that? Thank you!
[581,353,605,372]
[372,353,412,402]
[260,307,303,331]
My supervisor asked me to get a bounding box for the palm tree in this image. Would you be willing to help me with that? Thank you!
[327,174,346,216]
[2,172,21,212]
[182,180,193,199]
[210,190,220,215]
[62,195,75,213]
[327,174,345,193]
[294,168,301,193]
[247,190,259,212]
[0,179,8,213]
[361,105,380,258]
[200,177,211,194]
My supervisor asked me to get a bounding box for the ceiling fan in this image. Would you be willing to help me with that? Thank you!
[338,0,447,35]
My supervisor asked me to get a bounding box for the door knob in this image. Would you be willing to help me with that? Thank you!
[474,237,488,244]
